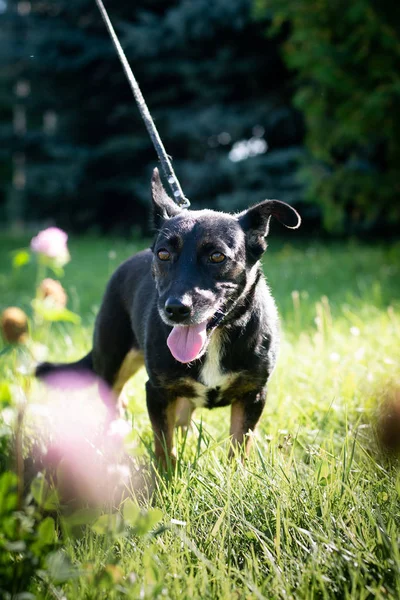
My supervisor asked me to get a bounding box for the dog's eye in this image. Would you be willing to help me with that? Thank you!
[157,249,171,261]
[209,251,225,264]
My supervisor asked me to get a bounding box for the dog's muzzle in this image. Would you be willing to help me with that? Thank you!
[162,297,235,364]
[164,297,192,323]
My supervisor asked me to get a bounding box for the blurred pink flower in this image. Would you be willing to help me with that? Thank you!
[108,418,132,439]
[31,370,131,505]
[30,227,70,265]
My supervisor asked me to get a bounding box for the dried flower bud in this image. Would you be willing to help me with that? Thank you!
[38,278,67,307]
[1,307,28,344]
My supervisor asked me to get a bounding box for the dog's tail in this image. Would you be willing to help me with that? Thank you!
[36,351,119,419]
[35,351,94,379]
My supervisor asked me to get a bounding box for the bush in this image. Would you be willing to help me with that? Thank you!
[256,0,400,232]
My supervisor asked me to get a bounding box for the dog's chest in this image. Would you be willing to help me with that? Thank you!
[184,331,240,408]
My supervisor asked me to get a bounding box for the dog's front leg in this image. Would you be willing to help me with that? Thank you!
[146,381,177,468]
[229,388,267,459]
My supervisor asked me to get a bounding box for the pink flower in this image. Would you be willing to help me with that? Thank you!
[30,227,70,265]
[32,370,130,505]
[108,418,132,439]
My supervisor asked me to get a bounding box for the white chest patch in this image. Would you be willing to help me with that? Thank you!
[180,331,240,408]
[199,330,226,388]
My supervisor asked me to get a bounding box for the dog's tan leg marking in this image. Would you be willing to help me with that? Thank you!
[229,400,247,458]
[175,397,194,429]
[112,349,144,397]
[152,399,177,468]
[228,400,257,459]
[229,390,266,459]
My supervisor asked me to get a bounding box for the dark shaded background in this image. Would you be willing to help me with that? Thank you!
[1,0,399,235]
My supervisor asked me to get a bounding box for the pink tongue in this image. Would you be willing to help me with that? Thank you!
[167,322,208,363]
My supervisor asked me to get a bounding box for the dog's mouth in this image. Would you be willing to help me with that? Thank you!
[166,309,226,364]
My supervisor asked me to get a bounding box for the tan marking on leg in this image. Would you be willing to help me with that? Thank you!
[112,349,144,397]
[175,397,194,429]
[153,400,177,468]
[229,400,252,459]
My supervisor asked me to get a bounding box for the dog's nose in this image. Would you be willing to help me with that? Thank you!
[165,297,192,322]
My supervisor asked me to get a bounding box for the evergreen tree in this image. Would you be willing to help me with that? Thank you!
[1,0,305,232]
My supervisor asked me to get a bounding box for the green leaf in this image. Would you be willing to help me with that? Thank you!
[91,513,122,536]
[37,517,56,545]
[137,508,163,535]
[0,381,12,407]
[63,507,102,529]
[12,249,31,269]
[122,498,140,525]
[0,472,18,515]
[46,550,76,583]
[31,475,59,510]
[31,517,57,555]
[123,499,162,536]
[31,475,49,506]
[48,265,65,278]
[32,299,81,324]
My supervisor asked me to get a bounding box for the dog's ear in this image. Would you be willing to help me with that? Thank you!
[238,199,301,259]
[151,168,182,228]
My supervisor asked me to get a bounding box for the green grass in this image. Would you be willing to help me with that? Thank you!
[1,234,400,599]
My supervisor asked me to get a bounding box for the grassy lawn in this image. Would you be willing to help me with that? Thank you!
[1,233,400,599]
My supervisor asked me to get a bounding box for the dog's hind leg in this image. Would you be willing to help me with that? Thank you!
[92,287,144,409]
[146,381,177,468]
[229,388,267,458]
[112,349,144,399]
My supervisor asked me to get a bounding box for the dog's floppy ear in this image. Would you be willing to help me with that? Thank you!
[238,199,301,259]
[151,168,182,228]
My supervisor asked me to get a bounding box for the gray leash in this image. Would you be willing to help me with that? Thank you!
[94,0,190,208]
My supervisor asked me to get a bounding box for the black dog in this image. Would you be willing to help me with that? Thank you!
[37,168,301,465]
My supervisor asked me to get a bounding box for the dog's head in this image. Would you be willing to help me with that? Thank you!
[150,168,301,364]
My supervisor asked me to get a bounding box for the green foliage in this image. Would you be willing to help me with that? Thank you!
[3,0,400,234]
[0,471,59,599]
[30,474,60,512]
[31,298,81,325]
[256,0,400,231]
